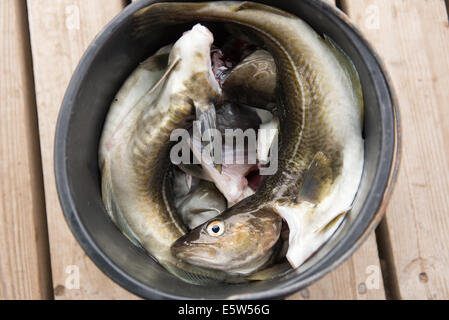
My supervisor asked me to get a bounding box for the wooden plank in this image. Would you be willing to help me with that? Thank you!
[343,0,449,299]
[27,0,138,299]
[0,0,52,299]
[288,236,385,300]
[288,0,386,300]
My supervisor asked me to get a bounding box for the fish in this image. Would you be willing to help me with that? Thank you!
[222,49,277,109]
[132,1,364,272]
[99,24,249,283]
[172,198,283,275]
[175,100,263,204]
[170,166,227,230]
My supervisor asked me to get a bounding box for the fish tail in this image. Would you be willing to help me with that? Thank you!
[295,151,334,204]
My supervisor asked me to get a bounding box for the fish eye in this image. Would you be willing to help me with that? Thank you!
[206,220,225,237]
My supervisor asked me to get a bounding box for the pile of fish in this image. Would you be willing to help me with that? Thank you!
[99,1,364,284]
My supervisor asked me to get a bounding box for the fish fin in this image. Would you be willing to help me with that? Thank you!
[323,35,364,123]
[162,261,246,285]
[162,262,218,285]
[195,101,218,133]
[314,209,350,234]
[145,57,180,96]
[276,203,350,269]
[140,53,169,72]
[237,103,275,120]
[229,1,297,19]
[194,102,222,172]
[177,163,213,182]
[296,151,333,204]
[246,261,292,281]
[139,44,172,71]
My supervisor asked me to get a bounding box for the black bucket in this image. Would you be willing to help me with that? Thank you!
[55,0,400,299]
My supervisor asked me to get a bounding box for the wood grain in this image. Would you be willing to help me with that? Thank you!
[343,0,449,299]
[0,0,52,299]
[288,235,385,300]
[27,0,138,299]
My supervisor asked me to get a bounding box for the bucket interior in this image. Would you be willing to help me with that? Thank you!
[56,0,395,299]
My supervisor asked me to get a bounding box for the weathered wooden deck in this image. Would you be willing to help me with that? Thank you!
[1,0,448,300]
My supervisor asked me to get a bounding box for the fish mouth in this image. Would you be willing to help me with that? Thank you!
[171,238,220,269]
[171,230,232,270]
[171,227,201,258]
[171,236,278,276]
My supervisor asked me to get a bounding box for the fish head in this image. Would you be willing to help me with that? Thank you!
[169,23,214,63]
[167,24,221,98]
[164,23,221,140]
[171,204,282,275]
